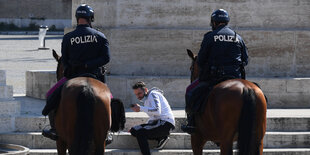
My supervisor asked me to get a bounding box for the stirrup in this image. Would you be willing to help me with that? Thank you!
[105,132,113,145]
[42,129,58,141]
[181,125,195,134]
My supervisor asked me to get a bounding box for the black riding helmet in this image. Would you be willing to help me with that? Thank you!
[75,4,94,22]
[211,9,230,23]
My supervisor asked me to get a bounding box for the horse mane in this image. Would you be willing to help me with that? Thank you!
[110,98,126,132]
[71,84,96,155]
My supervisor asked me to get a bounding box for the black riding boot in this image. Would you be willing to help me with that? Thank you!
[42,84,63,116]
[181,114,195,134]
[42,110,58,140]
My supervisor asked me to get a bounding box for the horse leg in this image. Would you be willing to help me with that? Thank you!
[94,137,105,155]
[257,139,264,155]
[220,141,233,155]
[94,145,104,155]
[56,139,67,155]
[191,133,207,155]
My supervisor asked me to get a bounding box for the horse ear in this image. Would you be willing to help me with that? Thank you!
[52,49,60,62]
[187,49,195,60]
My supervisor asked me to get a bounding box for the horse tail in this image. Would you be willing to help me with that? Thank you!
[238,88,258,155]
[110,98,126,132]
[71,85,95,155]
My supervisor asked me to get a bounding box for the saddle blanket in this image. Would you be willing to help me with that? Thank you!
[186,79,199,93]
[45,77,113,99]
[46,77,68,98]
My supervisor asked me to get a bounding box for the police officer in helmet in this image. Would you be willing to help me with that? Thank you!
[42,4,110,140]
[62,4,110,81]
[181,9,249,134]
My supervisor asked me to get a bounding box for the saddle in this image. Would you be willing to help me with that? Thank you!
[42,73,102,116]
[189,75,236,114]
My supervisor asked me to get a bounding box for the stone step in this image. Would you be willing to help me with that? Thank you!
[25,71,310,108]
[29,148,310,155]
[73,0,310,29]
[0,131,309,149]
[0,100,20,117]
[0,70,6,85]
[0,85,13,99]
[0,100,21,133]
[15,109,310,132]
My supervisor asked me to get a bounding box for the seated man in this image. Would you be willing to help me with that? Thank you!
[130,81,175,155]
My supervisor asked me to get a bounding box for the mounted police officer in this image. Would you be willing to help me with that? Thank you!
[181,9,249,134]
[42,4,110,140]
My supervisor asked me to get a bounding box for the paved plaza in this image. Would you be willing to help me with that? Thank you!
[0,34,63,94]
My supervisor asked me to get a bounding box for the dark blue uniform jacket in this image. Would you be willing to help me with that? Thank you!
[197,25,248,80]
[61,24,110,78]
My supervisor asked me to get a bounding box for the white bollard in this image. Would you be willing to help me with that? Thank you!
[38,25,49,50]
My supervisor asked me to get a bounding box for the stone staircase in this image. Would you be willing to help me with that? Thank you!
[0,74,309,154]
[0,95,309,154]
[1,70,310,155]
[0,0,309,154]
[2,70,310,155]
[0,70,20,133]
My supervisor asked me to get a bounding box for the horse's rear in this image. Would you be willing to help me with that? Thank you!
[192,79,267,155]
[55,77,122,155]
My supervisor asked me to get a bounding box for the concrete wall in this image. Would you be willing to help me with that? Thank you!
[72,0,310,77]
[26,70,57,99]
[0,18,70,30]
[73,0,310,29]
[25,71,310,108]
[0,0,71,19]
[0,70,6,85]
[0,0,72,29]
[101,29,310,77]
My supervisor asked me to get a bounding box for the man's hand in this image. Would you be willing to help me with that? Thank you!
[130,103,140,112]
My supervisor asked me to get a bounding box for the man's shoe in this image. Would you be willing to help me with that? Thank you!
[181,125,195,134]
[154,137,170,150]
[42,129,58,141]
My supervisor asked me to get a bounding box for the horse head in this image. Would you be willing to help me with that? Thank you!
[187,49,199,83]
[52,49,64,81]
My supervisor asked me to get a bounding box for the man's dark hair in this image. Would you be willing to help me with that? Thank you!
[132,81,146,90]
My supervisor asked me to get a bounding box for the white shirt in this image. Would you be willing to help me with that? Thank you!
[139,87,175,126]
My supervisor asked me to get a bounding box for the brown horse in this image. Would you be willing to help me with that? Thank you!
[186,49,267,155]
[52,50,125,155]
